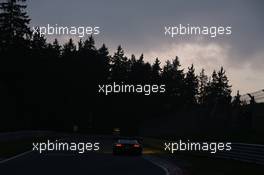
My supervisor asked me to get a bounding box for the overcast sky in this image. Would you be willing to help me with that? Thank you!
[27,0,264,95]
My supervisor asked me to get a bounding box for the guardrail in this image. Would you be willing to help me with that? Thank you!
[236,89,264,104]
[144,138,264,165]
[213,143,264,165]
[0,131,54,142]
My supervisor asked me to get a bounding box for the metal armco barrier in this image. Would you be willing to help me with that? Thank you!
[213,143,264,165]
[145,138,264,165]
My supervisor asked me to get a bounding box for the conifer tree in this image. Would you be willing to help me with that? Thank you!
[0,0,31,50]
[62,38,76,57]
[110,45,128,81]
[185,64,198,105]
[198,68,208,105]
[206,67,232,105]
[152,58,161,81]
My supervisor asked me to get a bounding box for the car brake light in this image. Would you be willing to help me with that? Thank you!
[116,144,123,147]
[133,144,140,148]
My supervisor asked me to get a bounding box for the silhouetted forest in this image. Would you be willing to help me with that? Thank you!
[1,0,252,136]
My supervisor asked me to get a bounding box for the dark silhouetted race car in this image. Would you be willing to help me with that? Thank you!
[113,139,142,155]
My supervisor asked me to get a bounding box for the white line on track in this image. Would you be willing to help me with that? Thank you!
[143,155,170,175]
[0,150,33,164]
[0,138,64,164]
[143,155,183,175]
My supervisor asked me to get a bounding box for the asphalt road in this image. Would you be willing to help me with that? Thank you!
[0,136,166,175]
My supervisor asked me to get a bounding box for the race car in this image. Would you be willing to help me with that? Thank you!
[113,139,142,155]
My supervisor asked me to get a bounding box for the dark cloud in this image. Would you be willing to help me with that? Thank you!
[26,0,264,93]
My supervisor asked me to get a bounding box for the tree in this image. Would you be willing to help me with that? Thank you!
[232,90,242,107]
[62,38,76,57]
[110,45,128,82]
[52,39,61,57]
[184,64,198,106]
[98,43,110,80]
[98,44,109,58]
[198,68,208,105]
[151,58,161,82]
[162,56,185,97]
[31,27,47,51]
[216,67,232,103]
[247,93,256,105]
[129,54,150,83]
[130,54,136,65]
[0,0,31,51]
[206,67,232,106]
[77,39,84,52]
[83,35,96,51]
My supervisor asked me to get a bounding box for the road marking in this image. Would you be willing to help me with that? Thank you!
[0,150,33,164]
[143,155,170,175]
[0,138,64,164]
[143,155,183,175]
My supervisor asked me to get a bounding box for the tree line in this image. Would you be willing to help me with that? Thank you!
[1,0,248,135]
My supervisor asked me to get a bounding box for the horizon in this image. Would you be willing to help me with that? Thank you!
[26,0,264,95]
